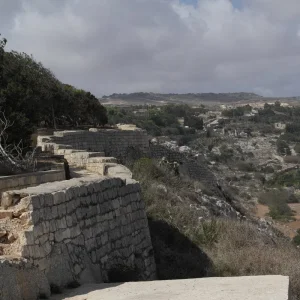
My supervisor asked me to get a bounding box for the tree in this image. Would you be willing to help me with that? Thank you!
[0,111,36,173]
[0,35,108,147]
[184,116,203,130]
[277,140,291,156]
[0,34,7,103]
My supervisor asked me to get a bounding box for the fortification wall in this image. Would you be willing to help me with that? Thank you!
[37,129,149,159]
[37,129,220,193]
[4,175,156,290]
[0,170,65,195]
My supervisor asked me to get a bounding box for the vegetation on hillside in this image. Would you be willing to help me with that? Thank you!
[102,92,261,103]
[0,34,107,148]
[107,104,203,136]
[131,158,300,300]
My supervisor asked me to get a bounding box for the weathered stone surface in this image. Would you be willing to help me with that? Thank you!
[49,276,290,300]
[0,210,13,219]
[0,257,50,300]
[3,175,156,290]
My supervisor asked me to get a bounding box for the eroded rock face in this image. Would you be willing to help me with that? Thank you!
[0,257,50,300]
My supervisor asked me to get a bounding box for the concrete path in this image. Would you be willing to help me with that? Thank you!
[50,276,289,300]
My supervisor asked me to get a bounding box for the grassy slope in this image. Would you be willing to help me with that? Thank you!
[132,158,300,300]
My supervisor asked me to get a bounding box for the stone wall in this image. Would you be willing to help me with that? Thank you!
[38,128,149,159]
[37,129,221,194]
[5,175,155,290]
[0,170,65,195]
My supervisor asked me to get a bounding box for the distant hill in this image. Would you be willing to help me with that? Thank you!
[100,92,263,105]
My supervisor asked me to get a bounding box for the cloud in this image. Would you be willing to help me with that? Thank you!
[1,0,300,96]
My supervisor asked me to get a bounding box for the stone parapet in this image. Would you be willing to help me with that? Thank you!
[3,176,156,290]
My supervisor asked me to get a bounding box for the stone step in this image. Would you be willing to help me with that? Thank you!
[64,152,105,160]
[56,149,86,155]
[87,157,117,163]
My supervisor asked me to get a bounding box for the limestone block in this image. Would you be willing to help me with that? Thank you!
[52,205,58,218]
[70,225,81,238]
[22,230,34,246]
[66,215,73,227]
[42,221,50,235]
[44,193,54,207]
[52,191,66,205]
[33,223,44,240]
[56,217,67,230]
[1,192,14,209]
[49,219,57,232]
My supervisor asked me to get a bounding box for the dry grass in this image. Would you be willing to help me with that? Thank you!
[207,220,300,300]
[132,158,300,300]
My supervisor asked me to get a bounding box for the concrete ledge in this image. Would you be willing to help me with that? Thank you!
[50,276,290,300]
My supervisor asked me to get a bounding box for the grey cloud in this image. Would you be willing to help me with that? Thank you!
[1,0,300,96]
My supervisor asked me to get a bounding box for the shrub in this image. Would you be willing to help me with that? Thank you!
[261,165,275,174]
[258,190,294,220]
[277,140,291,156]
[268,201,294,220]
[269,170,300,188]
[255,173,266,184]
[132,158,300,299]
[177,134,198,146]
[133,158,164,181]
[293,235,300,246]
[293,229,300,246]
[214,145,234,162]
[235,161,255,172]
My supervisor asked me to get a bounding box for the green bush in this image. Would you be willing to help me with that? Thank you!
[269,170,300,188]
[268,201,294,220]
[258,190,294,221]
[131,156,300,299]
[133,158,164,180]
[277,140,291,156]
[235,161,255,172]
[293,235,300,246]
[261,165,275,174]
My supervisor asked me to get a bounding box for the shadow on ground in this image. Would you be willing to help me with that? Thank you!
[49,283,123,300]
[148,218,213,280]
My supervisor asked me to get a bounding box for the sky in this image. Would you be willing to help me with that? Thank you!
[1,0,300,97]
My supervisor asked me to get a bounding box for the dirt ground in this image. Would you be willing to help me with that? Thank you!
[255,203,300,238]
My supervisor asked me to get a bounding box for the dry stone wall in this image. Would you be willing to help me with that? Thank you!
[38,129,149,159]
[7,175,156,289]
[0,170,65,195]
[37,129,221,192]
